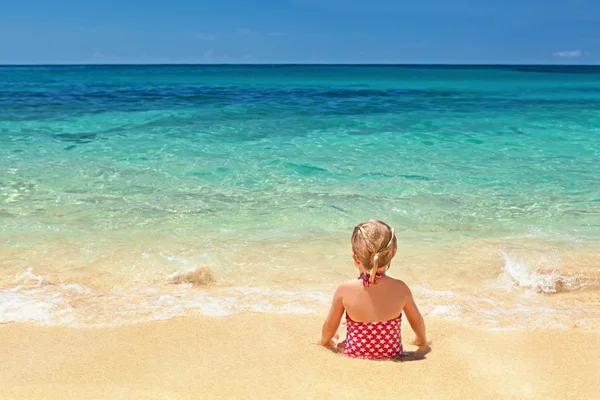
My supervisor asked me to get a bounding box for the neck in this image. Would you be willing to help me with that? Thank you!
[360,267,387,275]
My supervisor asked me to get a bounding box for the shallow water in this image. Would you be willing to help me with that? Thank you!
[1,65,599,328]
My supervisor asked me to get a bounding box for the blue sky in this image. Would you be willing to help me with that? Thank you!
[0,0,598,64]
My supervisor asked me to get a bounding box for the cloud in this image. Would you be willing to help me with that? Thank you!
[91,52,117,62]
[203,49,215,59]
[553,50,583,58]
[89,52,173,64]
[196,49,260,64]
[192,33,217,41]
[304,33,329,39]
[82,51,264,65]
[236,28,259,36]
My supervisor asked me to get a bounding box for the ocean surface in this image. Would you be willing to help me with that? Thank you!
[1,65,599,329]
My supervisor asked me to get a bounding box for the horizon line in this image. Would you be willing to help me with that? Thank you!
[0,62,598,67]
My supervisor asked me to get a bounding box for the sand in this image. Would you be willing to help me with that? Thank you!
[1,315,598,400]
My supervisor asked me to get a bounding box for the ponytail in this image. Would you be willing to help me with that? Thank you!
[370,253,379,285]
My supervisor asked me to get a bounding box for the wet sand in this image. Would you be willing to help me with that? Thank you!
[1,315,598,399]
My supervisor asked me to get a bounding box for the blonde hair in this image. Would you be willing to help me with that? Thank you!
[351,220,397,285]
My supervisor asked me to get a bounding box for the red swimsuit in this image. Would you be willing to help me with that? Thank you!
[343,272,403,359]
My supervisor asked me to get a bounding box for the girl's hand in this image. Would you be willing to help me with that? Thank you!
[321,285,345,348]
[321,333,340,347]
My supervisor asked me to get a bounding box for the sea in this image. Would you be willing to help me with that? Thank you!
[1,65,599,329]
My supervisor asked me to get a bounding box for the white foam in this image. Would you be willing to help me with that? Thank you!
[0,286,73,324]
[14,267,45,286]
[497,251,588,293]
[429,305,460,317]
[159,252,190,265]
[1,267,598,329]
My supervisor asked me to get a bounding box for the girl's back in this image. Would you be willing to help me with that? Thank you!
[340,275,409,322]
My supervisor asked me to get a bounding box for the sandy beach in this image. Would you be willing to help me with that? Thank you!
[1,315,598,399]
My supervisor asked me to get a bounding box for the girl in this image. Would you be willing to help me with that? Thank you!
[321,219,427,359]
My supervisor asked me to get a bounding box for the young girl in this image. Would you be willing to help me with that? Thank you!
[321,219,427,359]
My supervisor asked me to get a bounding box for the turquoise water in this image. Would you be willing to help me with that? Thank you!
[1,65,599,327]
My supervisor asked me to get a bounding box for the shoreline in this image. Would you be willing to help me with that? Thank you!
[1,314,598,399]
[2,236,599,328]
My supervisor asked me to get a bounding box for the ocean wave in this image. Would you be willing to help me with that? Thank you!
[166,266,215,286]
[0,267,331,326]
[497,251,600,294]
[1,266,599,330]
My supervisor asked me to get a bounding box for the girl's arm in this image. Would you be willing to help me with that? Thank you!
[320,285,345,346]
[403,286,427,346]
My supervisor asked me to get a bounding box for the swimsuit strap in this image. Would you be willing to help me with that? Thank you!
[359,272,383,287]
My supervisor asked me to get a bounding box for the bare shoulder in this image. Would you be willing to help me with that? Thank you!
[333,278,360,295]
[385,276,411,293]
[338,278,361,290]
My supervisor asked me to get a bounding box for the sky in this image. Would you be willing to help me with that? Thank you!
[0,0,598,64]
